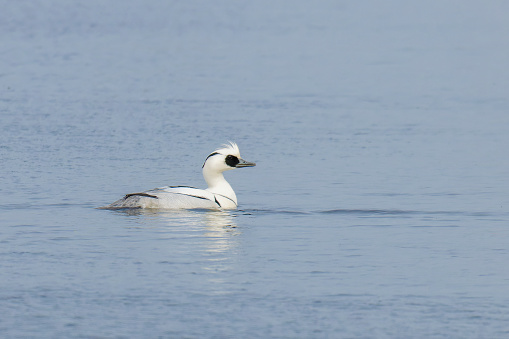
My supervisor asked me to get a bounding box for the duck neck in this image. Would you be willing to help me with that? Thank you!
[203,170,237,204]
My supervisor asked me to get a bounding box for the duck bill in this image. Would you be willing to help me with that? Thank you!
[236,158,256,168]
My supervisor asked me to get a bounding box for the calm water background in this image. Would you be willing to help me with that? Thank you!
[1,1,509,338]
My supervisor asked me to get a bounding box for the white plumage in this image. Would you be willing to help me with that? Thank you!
[101,142,255,210]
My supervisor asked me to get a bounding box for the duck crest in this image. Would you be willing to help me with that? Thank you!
[215,141,240,156]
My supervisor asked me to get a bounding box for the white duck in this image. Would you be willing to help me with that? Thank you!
[102,142,255,209]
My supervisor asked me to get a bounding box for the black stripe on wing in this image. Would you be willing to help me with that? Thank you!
[125,193,159,199]
[213,193,237,207]
[176,193,208,200]
[171,192,222,207]
[168,185,199,189]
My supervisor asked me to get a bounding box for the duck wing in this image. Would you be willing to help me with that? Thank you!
[101,186,220,209]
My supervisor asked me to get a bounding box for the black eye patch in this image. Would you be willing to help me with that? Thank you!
[225,155,239,167]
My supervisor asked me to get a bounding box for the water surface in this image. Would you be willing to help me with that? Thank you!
[1,1,509,338]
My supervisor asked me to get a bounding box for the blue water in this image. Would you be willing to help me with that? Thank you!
[2,1,509,338]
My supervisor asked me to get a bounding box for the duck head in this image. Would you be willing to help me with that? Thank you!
[202,141,256,173]
[202,142,256,202]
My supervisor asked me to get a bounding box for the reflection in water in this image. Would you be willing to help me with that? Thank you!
[198,211,240,292]
[114,208,240,293]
